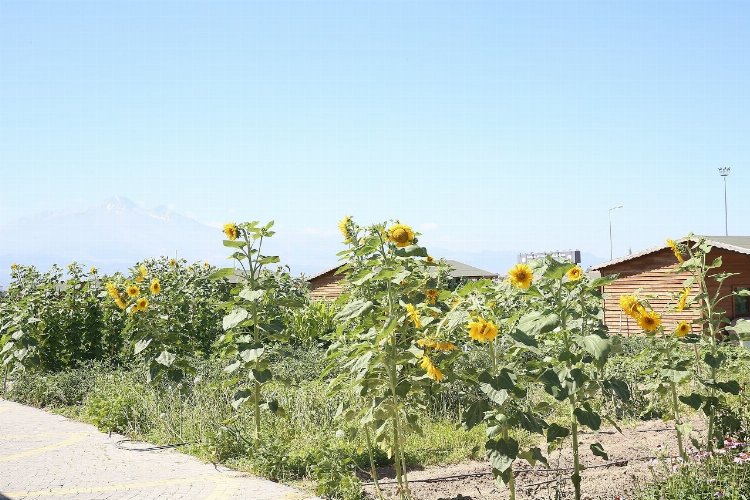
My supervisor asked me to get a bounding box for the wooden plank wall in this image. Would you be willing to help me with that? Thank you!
[704,249,750,322]
[600,248,702,336]
[309,270,347,300]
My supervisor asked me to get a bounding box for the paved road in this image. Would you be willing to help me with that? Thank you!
[0,400,316,500]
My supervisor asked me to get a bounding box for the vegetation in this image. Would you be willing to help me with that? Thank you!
[2,225,750,499]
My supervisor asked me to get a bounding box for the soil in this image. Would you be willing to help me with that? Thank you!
[362,417,705,500]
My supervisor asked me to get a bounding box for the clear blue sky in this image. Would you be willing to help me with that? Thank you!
[1,0,749,269]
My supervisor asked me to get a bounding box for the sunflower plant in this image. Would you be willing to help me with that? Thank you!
[514,258,623,500]
[668,236,744,451]
[328,218,456,499]
[211,221,303,441]
[106,263,193,383]
[621,294,693,460]
[447,276,549,500]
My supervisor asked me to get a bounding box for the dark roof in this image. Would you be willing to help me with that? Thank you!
[307,259,497,282]
[591,235,750,271]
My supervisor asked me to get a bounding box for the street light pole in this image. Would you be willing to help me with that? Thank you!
[609,205,623,260]
[719,167,730,236]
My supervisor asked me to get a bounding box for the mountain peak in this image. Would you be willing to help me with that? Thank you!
[102,196,138,212]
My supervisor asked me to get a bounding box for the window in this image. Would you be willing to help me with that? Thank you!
[734,286,750,318]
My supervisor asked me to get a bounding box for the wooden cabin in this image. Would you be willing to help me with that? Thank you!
[592,236,750,336]
[308,259,497,300]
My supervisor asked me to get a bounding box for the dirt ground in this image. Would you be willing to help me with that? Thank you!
[363,417,705,499]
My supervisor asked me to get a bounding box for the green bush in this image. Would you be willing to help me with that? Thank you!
[6,363,104,407]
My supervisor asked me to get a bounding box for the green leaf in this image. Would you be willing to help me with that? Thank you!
[223,240,246,248]
[222,308,249,331]
[224,360,241,374]
[478,371,509,406]
[517,447,549,467]
[546,423,570,442]
[679,393,704,410]
[580,334,612,362]
[231,389,252,410]
[134,337,153,355]
[462,400,489,430]
[508,328,539,348]
[543,258,575,280]
[574,408,601,431]
[708,256,723,269]
[662,369,691,384]
[394,245,429,257]
[603,378,631,402]
[210,268,236,280]
[239,288,264,302]
[704,352,726,369]
[240,347,265,363]
[590,442,608,460]
[486,437,519,475]
[517,311,559,336]
[717,380,741,395]
[335,299,374,322]
[250,368,272,384]
[155,350,176,367]
[258,256,280,265]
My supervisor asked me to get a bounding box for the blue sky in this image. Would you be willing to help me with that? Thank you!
[1,0,749,274]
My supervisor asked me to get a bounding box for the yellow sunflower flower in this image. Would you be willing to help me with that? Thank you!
[666,239,684,264]
[223,223,239,241]
[406,304,422,329]
[468,318,498,342]
[126,284,140,297]
[566,265,583,282]
[114,296,127,310]
[136,297,149,312]
[417,338,437,349]
[425,289,439,305]
[619,294,643,318]
[435,341,458,352]
[90,266,98,274]
[169,258,177,267]
[387,223,415,248]
[677,287,690,312]
[508,264,533,289]
[637,310,662,332]
[135,265,147,283]
[420,355,444,382]
[106,281,120,300]
[426,255,434,263]
[149,279,161,295]
[338,215,353,243]
[674,321,691,338]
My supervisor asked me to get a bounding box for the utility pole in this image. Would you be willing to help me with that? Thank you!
[609,205,623,260]
[719,167,730,236]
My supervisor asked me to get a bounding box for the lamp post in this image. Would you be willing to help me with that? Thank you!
[609,205,623,260]
[719,167,730,236]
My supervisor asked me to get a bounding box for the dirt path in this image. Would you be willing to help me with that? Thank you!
[365,418,704,499]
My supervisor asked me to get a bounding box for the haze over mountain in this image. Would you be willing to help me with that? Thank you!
[0,197,606,285]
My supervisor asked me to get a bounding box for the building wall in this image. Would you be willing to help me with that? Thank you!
[704,249,750,323]
[309,271,346,300]
[600,248,701,336]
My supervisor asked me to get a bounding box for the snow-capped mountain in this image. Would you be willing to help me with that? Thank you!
[0,197,226,284]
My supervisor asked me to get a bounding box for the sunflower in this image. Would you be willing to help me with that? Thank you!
[435,341,458,352]
[135,297,149,312]
[674,321,691,338]
[106,282,120,300]
[677,287,690,312]
[126,284,140,297]
[508,264,533,289]
[425,289,439,305]
[637,310,662,332]
[135,265,147,283]
[566,265,583,282]
[387,223,415,247]
[90,266,98,274]
[149,278,161,295]
[426,255,434,263]
[223,223,239,241]
[619,294,643,318]
[338,216,353,243]
[666,239,684,264]
[114,296,127,310]
[405,304,422,329]
[169,258,177,267]
[468,318,498,342]
[420,355,444,382]
[417,338,437,349]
